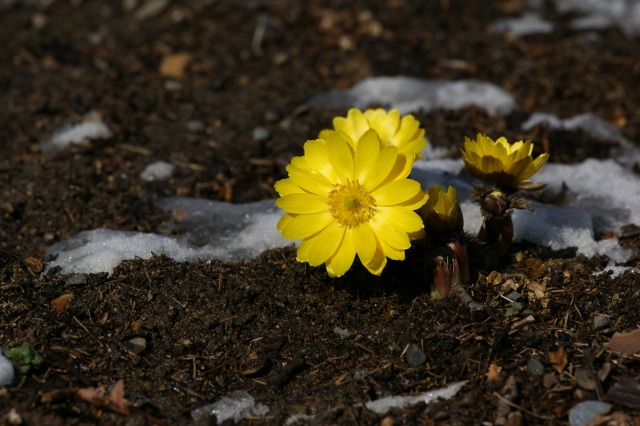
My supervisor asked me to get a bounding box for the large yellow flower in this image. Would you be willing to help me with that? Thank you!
[420,185,464,237]
[461,133,549,188]
[275,129,427,277]
[319,108,426,160]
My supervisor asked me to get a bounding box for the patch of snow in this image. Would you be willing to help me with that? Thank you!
[40,112,112,154]
[0,349,14,387]
[568,400,612,426]
[359,381,467,415]
[191,391,269,424]
[593,266,640,279]
[310,77,516,116]
[490,13,554,36]
[551,0,640,36]
[46,199,287,275]
[140,161,175,181]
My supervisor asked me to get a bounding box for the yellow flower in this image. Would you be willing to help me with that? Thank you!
[319,108,426,160]
[275,129,428,277]
[461,133,549,188]
[420,185,463,237]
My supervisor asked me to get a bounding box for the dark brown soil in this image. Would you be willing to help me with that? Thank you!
[1,1,640,425]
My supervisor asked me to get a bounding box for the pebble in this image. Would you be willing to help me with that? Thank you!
[406,343,427,367]
[186,120,205,133]
[568,401,612,426]
[126,337,147,354]
[593,315,610,330]
[65,273,88,286]
[353,369,369,380]
[333,327,352,339]
[252,126,271,142]
[526,358,545,376]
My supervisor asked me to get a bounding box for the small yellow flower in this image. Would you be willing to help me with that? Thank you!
[461,133,549,188]
[319,108,426,160]
[420,186,463,237]
[275,129,427,277]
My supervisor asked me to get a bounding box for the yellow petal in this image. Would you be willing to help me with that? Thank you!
[287,164,334,196]
[304,139,339,183]
[276,193,329,214]
[326,134,355,184]
[380,239,405,260]
[480,155,505,174]
[280,211,334,240]
[377,206,425,234]
[368,213,410,250]
[393,190,428,211]
[353,222,377,265]
[333,108,369,142]
[372,179,423,206]
[274,178,304,197]
[362,145,399,192]
[391,115,421,148]
[363,247,387,275]
[366,109,399,144]
[325,229,356,277]
[354,129,381,182]
[298,223,345,266]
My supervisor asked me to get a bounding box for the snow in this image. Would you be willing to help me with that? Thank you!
[190,391,269,424]
[40,112,112,154]
[46,199,285,275]
[552,0,640,35]
[490,13,554,36]
[310,77,516,116]
[140,161,175,181]
[360,381,467,415]
[0,349,14,387]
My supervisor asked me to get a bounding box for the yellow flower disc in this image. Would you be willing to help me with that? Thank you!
[275,129,428,277]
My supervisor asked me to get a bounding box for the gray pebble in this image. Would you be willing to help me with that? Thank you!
[252,126,271,142]
[527,358,545,376]
[568,400,612,426]
[333,327,352,339]
[126,337,147,354]
[593,315,610,330]
[65,274,88,286]
[406,343,427,367]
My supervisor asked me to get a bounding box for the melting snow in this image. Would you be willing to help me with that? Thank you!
[140,161,175,181]
[360,381,467,415]
[310,77,516,116]
[190,391,269,424]
[40,112,112,154]
[490,13,554,36]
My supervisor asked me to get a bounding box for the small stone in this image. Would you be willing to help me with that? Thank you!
[252,126,271,142]
[264,110,281,123]
[526,358,545,376]
[353,369,369,380]
[65,274,88,286]
[593,315,610,330]
[186,120,205,133]
[543,373,559,389]
[406,343,427,367]
[568,401,612,426]
[333,327,352,339]
[126,337,147,354]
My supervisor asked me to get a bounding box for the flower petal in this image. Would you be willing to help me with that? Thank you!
[287,164,334,196]
[274,178,304,197]
[303,139,339,183]
[326,134,355,184]
[276,193,329,214]
[377,206,425,234]
[372,179,423,206]
[354,129,381,183]
[353,222,377,265]
[333,108,369,142]
[368,213,410,250]
[279,211,334,240]
[297,222,345,266]
[361,145,398,192]
[325,229,356,277]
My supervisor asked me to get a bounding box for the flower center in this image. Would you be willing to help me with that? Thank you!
[328,180,376,228]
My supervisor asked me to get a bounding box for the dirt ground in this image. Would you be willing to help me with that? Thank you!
[1,0,640,425]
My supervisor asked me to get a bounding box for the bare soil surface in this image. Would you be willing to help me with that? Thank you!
[1,1,640,425]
